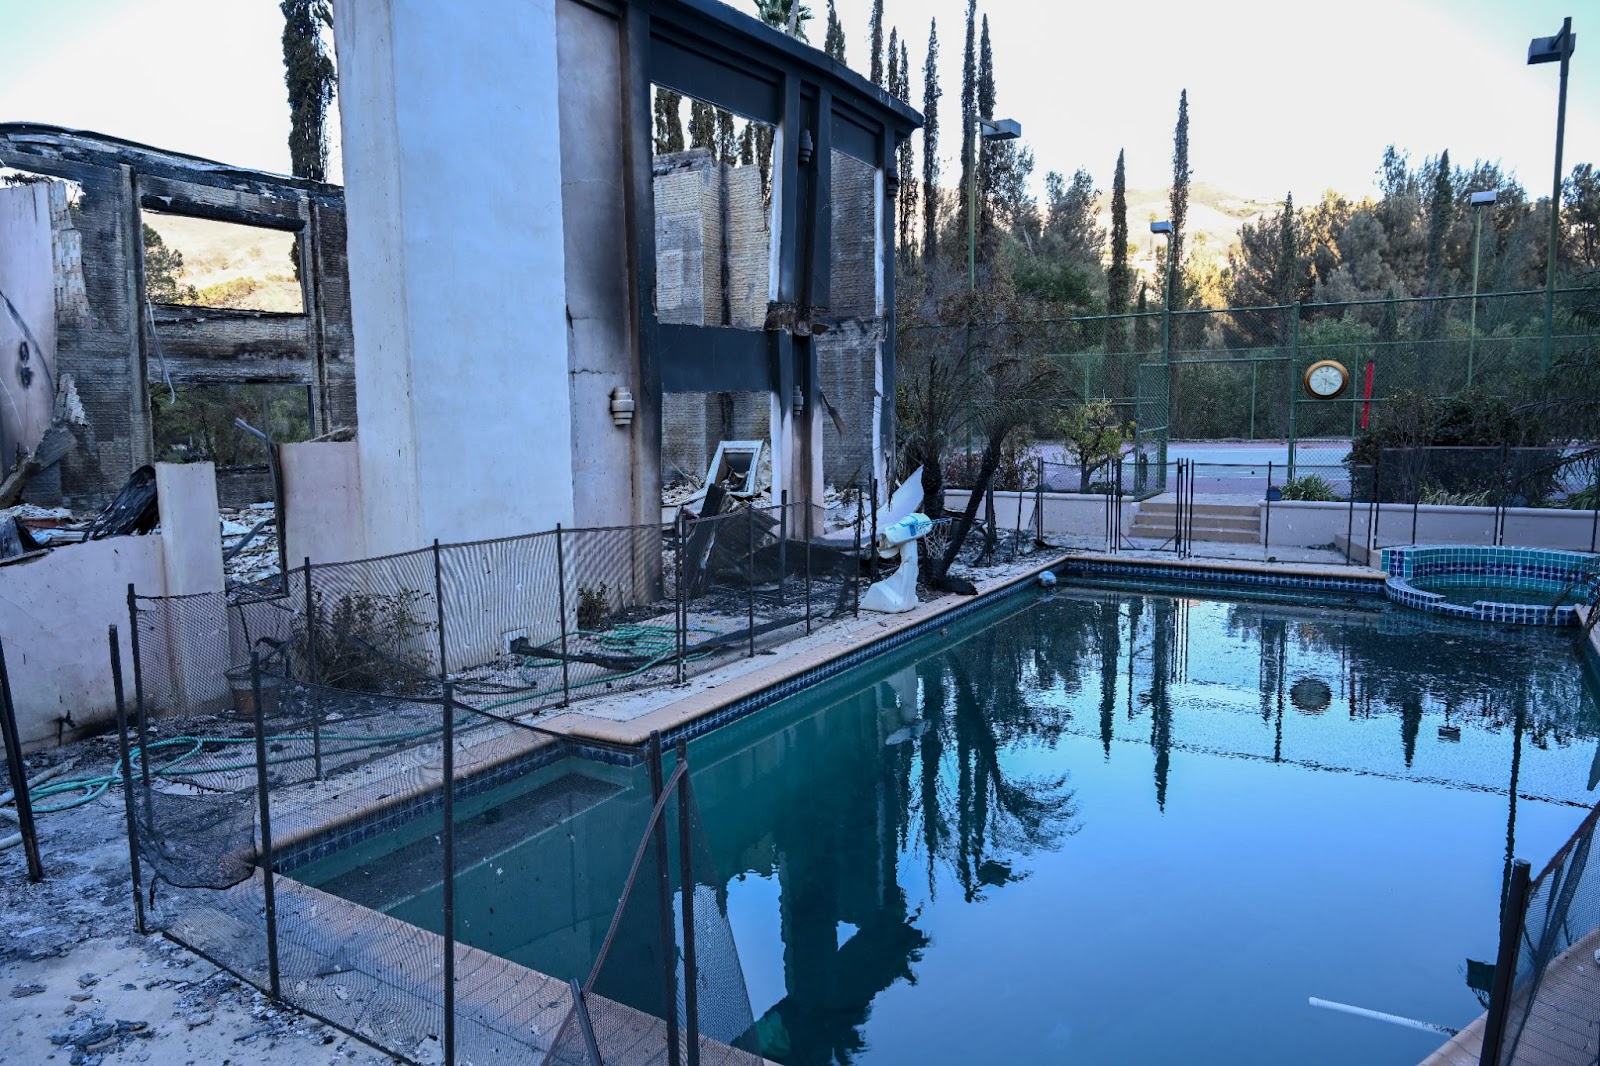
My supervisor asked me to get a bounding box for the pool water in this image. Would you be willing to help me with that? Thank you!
[296,585,1600,1066]
[1413,582,1568,608]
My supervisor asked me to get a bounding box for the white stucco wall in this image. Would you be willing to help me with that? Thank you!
[0,538,163,749]
[1265,499,1599,554]
[0,463,227,750]
[333,0,574,556]
[944,489,1137,540]
[0,182,58,467]
[281,441,366,566]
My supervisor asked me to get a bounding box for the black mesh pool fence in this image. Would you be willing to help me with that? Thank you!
[115,631,763,1066]
[129,499,876,731]
[1481,800,1600,1066]
[542,735,761,1066]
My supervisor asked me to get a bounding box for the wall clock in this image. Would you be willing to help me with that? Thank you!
[1303,359,1349,399]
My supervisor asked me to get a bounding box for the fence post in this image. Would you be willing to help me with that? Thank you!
[1497,443,1509,547]
[1177,457,1190,557]
[675,512,687,685]
[1345,478,1356,567]
[250,652,281,1001]
[433,539,448,683]
[568,978,604,1066]
[1590,463,1598,553]
[853,493,863,618]
[555,525,571,706]
[304,557,323,781]
[779,490,789,609]
[1035,456,1045,545]
[804,498,813,635]
[647,732,681,1066]
[442,681,456,1066]
[1287,301,1301,481]
[0,638,43,883]
[675,738,700,1066]
[1187,462,1196,559]
[1369,452,1384,558]
[126,585,151,785]
[108,627,145,932]
[1265,461,1273,560]
[746,508,757,658]
[1480,858,1532,1066]
[869,477,880,581]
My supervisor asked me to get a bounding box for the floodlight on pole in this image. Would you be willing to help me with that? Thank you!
[1468,190,1498,387]
[1528,16,1576,377]
[963,116,1022,461]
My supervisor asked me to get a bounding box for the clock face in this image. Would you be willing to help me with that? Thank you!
[1305,361,1348,399]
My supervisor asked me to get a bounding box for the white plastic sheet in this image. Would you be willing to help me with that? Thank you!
[860,539,920,613]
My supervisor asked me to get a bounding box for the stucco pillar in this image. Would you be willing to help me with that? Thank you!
[332,0,573,556]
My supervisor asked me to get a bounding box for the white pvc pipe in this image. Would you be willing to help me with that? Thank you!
[1308,997,1457,1036]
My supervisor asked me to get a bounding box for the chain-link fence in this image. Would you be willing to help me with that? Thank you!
[902,286,1592,484]
[1482,801,1600,1066]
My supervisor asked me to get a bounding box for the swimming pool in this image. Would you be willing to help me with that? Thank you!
[294,583,1600,1066]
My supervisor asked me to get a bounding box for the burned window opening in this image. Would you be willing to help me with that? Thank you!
[151,381,314,469]
[652,86,776,332]
[141,210,306,315]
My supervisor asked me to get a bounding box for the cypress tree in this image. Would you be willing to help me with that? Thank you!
[1108,151,1130,316]
[1107,150,1131,359]
[921,19,941,264]
[738,123,756,166]
[869,0,885,86]
[957,0,977,257]
[654,88,685,154]
[716,110,737,163]
[1275,192,1300,305]
[1169,89,1191,299]
[896,35,918,267]
[689,100,717,154]
[975,14,998,259]
[824,0,846,61]
[1422,149,1453,297]
[281,0,335,182]
[1133,282,1152,354]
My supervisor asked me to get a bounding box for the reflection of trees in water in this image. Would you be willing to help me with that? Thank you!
[1222,601,1600,750]
[900,620,1081,904]
[731,591,1596,1063]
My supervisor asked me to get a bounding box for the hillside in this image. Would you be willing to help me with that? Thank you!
[1105,182,1279,276]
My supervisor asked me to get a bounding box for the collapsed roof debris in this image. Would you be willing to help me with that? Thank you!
[85,465,159,540]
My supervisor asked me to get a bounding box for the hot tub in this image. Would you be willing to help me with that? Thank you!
[1382,545,1597,625]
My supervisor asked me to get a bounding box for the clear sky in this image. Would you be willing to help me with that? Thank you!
[2,0,1596,207]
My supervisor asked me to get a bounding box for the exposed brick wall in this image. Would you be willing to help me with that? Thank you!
[817,151,881,487]
[652,146,885,493]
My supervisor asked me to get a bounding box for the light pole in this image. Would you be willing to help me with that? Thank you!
[963,116,1021,461]
[1468,189,1497,389]
[1528,17,1576,376]
[1151,221,1174,483]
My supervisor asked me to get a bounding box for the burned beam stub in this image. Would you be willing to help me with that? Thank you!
[0,124,354,509]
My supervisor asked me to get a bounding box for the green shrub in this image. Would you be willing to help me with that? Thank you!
[1280,474,1338,502]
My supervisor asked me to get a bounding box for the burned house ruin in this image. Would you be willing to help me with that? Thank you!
[0,125,353,510]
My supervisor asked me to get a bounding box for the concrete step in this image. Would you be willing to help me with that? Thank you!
[1138,502,1260,520]
[1125,524,1262,545]
[1130,514,1259,533]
